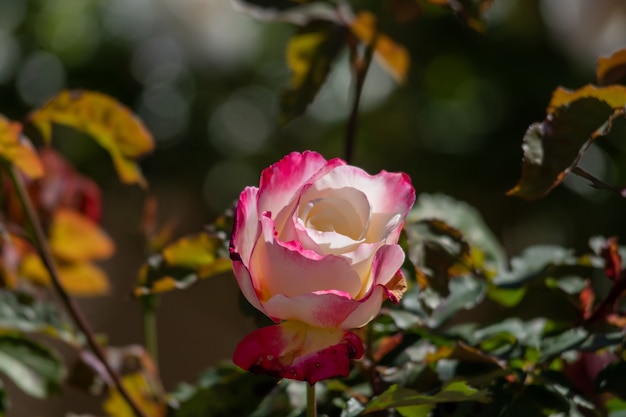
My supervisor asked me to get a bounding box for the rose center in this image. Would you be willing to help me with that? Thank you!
[298,188,371,241]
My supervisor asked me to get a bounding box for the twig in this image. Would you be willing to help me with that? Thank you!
[571,166,626,197]
[7,165,148,417]
[344,31,378,164]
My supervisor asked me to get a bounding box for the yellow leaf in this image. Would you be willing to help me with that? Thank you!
[548,84,626,111]
[103,372,166,417]
[0,115,43,178]
[162,232,225,270]
[49,209,114,262]
[19,254,110,296]
[29,90,155,187]
[350,11,410,83]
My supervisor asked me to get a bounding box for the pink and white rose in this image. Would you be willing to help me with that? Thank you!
[230,151,415,383]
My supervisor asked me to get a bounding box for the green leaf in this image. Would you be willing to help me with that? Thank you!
[507,85,626,200]
[280,21,347,124]
[0,290,78,345]
[363,381,490,413]
[540,327,588,361]
[407,194,506,275]
[168,363,282,417]
[0,333,64,398]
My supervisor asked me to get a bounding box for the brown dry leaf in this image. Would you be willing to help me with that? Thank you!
[0,115,43,178]
[597,48,626,86]
[19,254,110,296]
[30,90,154,187]
[350,11,410,83]
[102,372,166,417]
[49,209,114,262]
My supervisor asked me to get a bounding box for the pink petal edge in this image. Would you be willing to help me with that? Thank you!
[233,321,364,384]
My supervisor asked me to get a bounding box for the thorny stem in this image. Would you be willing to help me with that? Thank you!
[307,382,317,417]
[344,31,378,165]
[7,165,148,417]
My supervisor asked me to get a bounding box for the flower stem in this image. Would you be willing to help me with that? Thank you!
[306,383,317,417]
[344,30,377,165]
[6,165,148,417]
[141,295,159,365]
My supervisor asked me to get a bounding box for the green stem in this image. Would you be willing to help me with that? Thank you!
[141,295,159,365]
[307,383,317,417]
[344,31,378,164]
[6,165,148,417]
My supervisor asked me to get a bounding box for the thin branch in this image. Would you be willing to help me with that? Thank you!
[6,165,148,417]
[344,32,377,165]
[571,166,626,197]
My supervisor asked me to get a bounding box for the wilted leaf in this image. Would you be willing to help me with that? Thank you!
[0,115,43,179]
[548,85,626,110]
[350,11,410,83]
[507,96,615,200]
[103,372,166,417]
[20,254,110,296]
[134,232,231,296]
[29,90,154,187]
[363,381,490,413]
[280,21,347,123]
[0,333,64,398]
[49,209,114,262]
[597,48,626,86]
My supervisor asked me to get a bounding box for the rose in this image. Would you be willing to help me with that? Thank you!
[230,151,415,383]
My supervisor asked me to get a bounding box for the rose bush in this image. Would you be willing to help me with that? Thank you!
[230,151,415,383]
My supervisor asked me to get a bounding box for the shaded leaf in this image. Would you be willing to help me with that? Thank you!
[20,254,110,296]
[363,380,490,413]
[407,194,506,275]
[49,209,114,263]
[0,333,64,398]
[507,96,615,200]
[134,232,231,296]
[0,115,43,179]
[29,90,154,187]
[168,362,280,417]
[280,21,347,123]
[597,48,626,86]
[350,11,410,83]
[595,360,626,399]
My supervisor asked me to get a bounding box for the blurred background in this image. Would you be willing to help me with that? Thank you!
[2,0,626,414]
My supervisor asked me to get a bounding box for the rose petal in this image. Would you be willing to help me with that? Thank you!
[233,321,364,384]
[232,260,269,317]
[311,165,415,239]
[230,186,260,264]
[250,214,363,300]
[352,244,405,306]
[258,152,344,232]
[263,290,361,328]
